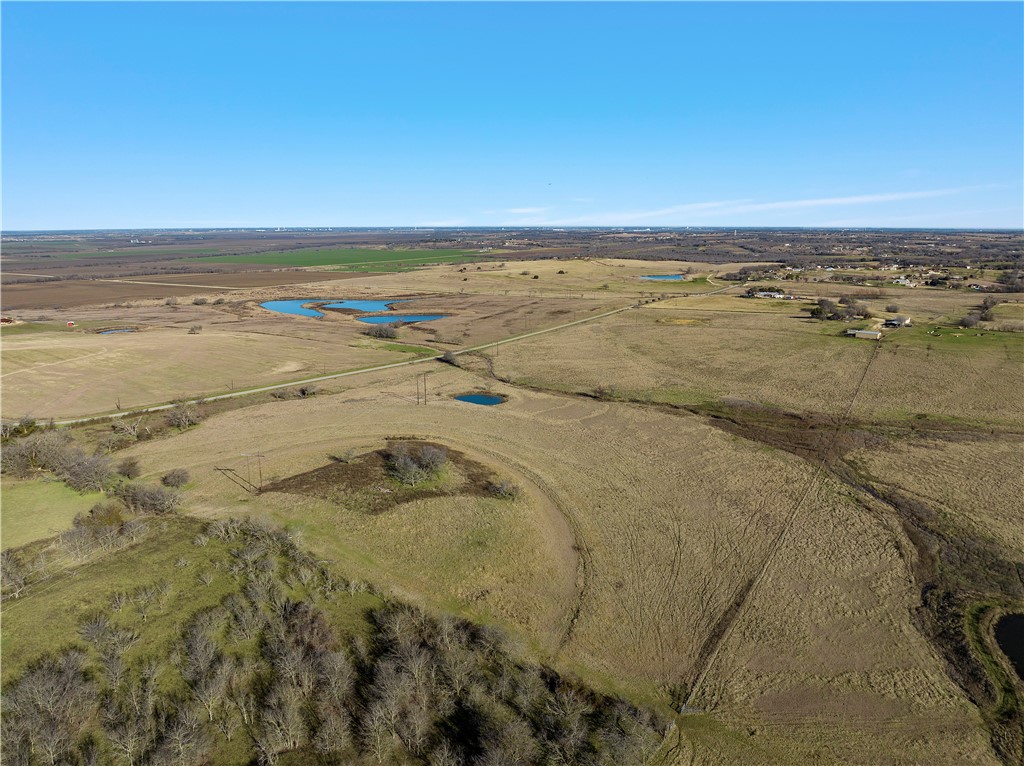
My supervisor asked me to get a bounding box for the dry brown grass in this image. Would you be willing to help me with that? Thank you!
[3,260,1014,763]
[106,366,999,766]
[489,293,1024,427]
[677,476,1000,765]
[851,435,1024,554]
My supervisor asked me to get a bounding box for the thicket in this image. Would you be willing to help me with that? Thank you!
[363,323,400,339]
[810,297,872,321]
[2,519,666,765]
[385,443,448,486]
[2,430,114,491]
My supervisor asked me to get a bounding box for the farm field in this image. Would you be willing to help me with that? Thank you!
[0,271,359,309]
[188,247,488,270]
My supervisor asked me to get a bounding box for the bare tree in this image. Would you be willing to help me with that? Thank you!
[166,402,202,429]
[1,549,30,598]
[117,456,142,479]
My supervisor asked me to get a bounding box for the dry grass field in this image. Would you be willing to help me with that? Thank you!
[489,290,1024,427]
[681,476,1000,765]
[2,255,1019,764]
[85,365,999,763]
[1,279,621,418]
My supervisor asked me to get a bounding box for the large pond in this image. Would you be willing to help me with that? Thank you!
[454,394,505,406]
[260,299,331,317]
[995,613,1024,680]
[260,298,410,318]
[640,274,684,281]
[99,328,138,334]
[357,314,447,324]
[323,299,407,312]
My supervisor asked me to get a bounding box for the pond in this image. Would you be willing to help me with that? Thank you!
[454,394,505,406]
[99,329,138,334]
[995,613,1024,680]
[357,314,447,324]
[260,298,412,317]
[323,299,407,312]
[640,274,684,281]
[260,299,332,317]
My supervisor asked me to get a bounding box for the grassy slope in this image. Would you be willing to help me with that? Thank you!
[0,516,382,686]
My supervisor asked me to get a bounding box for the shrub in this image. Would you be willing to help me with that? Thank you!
[62,454,114,492]
[192,297,208,305]
[1,430,69,476]
[384,443,447,486]
[113,482,181,515]
[161,468,190,487]
[385,444,424,486]
[188,325,202,334]
[364,323,399,339]
[531,274,539,279]
[959,314,980,328]
[166,401,202,429]
[487,480,521,499]
[886,304,900,313]
[165,297,179,306]
[213,297,226,305]
[417,445,448,472]
[440,351,459,366]
[116,457,142,479]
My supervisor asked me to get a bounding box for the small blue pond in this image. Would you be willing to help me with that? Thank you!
[455,394,505,406]
[322,299,407,312]
[996,613,1024,680]
[260,299,331,317]
[640,274,684,281]
[357,314,447,324]
[99,329,138,334]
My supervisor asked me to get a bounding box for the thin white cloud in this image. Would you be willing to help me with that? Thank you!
[721,187,981,214]
[569,197,595,204]
[543,186,994,226]
[547,200,749,226]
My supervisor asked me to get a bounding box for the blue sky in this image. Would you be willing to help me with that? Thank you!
[3,2,1022,230]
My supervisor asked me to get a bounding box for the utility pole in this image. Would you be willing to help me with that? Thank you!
[241,453,265,490]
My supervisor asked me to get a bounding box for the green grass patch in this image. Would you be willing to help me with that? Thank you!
[187,248,485,269]
[1,479,104,549]
[0,322,64,335]
[888,323,1024,353]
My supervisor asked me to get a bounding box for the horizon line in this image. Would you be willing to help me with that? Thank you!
[4,225,1023,234]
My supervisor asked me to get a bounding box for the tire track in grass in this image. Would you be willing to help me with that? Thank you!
[653,341,883,765]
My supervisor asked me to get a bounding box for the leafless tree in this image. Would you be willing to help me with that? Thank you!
[117,456,142,479]
[1,549,30,598]
[166,401,202,429]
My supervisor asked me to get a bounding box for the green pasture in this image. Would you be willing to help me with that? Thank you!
[1,479,104,549]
